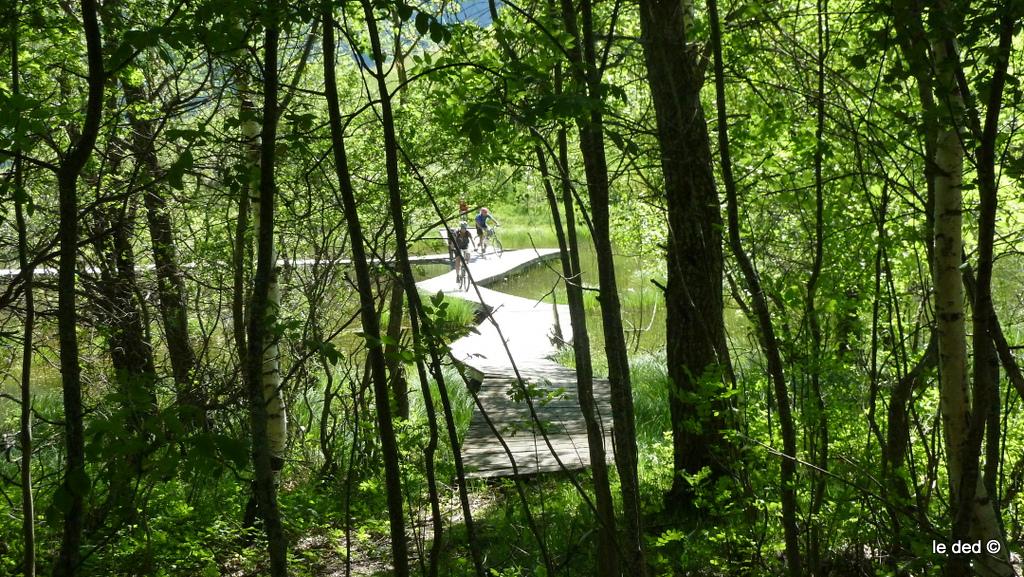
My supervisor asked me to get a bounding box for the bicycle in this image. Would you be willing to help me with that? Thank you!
[455,249,472,291]
[481,225,503,257]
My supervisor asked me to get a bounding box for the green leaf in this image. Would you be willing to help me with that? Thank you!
[319,340,342,365]
[215,434,250,468]
[166,128,207,141]
[397,3,413,21]
[415,13,430,35]
[430,21,445,43]
[167,149,194,190]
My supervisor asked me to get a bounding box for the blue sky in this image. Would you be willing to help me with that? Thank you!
[453,0,498,26]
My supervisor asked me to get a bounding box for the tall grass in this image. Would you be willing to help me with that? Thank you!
[630,352,671,445]
[407,365,476,445]
[437,294,478,328]
[487,200,592,251]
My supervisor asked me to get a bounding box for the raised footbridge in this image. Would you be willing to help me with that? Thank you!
[416,248,613,478]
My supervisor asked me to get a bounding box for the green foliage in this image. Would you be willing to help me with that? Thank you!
[2,0,1024,574]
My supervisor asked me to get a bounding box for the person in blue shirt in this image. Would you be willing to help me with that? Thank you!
[474,207,499,253]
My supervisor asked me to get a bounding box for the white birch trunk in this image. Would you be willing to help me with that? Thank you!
[263,265,287,467]
[932,38,1013,577]
[243,100,287,473]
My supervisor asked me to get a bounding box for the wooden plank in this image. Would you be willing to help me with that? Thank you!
[0,253,456,280]
[414,248,616,479]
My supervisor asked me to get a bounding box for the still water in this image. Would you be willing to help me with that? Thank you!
[412,240,669,355]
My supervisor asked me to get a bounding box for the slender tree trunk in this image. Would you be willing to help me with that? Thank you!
[93,201,158,429]
[535,138,618,575]
[962,261,1024,404]
[12,10,36,573]
[489,0,617,564]
[578,70,646,577]
[53,1,104,574]
[16,182,37,577]
[924,11,1012,572]
[636,0,733,510]
[340,7,411,575]
[360,5,487,574]
[92,0,157,439]
[262,267,288,472]
[930,38,972,574]
[234,21,286,530]
[122,81,202,421]
[970,0,1015,539]
[929,27,1015,577]
[252,41,287,485]
[707,1,801,574]
[806,2,830,570]
[233,95,254,387]
[942,4,1014,574]
[245,11,289,575]
[392,12,409,104]
[886,333,937,499]
[384,284,409,421]
[556,0,645,569]
[81,193,157,540]
[54,175,86,577]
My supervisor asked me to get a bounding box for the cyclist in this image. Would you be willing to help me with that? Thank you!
[450,221,475,284]
[475,207,500,253]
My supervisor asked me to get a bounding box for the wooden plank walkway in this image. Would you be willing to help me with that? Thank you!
[416,248,614,478]
[0,252,453,278]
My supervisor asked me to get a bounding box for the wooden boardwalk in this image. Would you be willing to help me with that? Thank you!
[0,253,452,278]
[416,248,613,478]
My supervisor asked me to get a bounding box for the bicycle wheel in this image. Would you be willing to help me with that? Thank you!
[490,235,503,257]
[457,250,471,290]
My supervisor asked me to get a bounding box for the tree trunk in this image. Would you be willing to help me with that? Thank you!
[244,12,289,576]
[12,10,36,573]
[360,5,487,574]
[556,0,645,570]
[488,0,618,564]
[929,41,973,573]
[81,192,158,541]
[636,0,733,510]
[922,31,1010,577]
[968,0,1016,545]
[331,4,407,573]
[384,284,409,421]
[233,96,254,397]
[93,201,159,429]
[249,46,287,484]
[536,138,618,576]
[806,2,830,570]
[962,261,1024,405]
[122,80,202,422]
[707,1,802,574]
[53,1,104,574]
